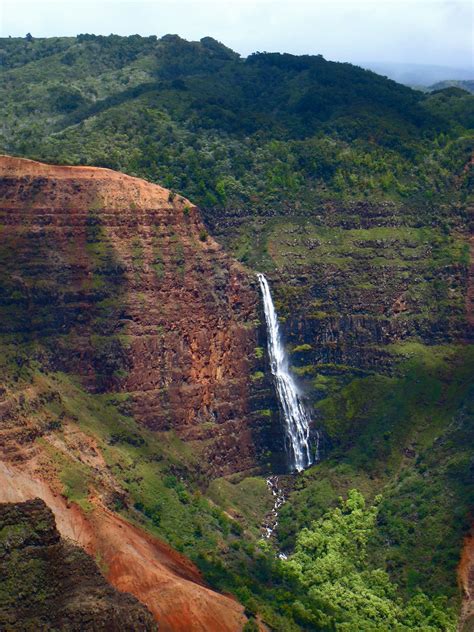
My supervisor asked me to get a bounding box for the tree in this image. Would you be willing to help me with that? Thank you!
[283,490,456,631]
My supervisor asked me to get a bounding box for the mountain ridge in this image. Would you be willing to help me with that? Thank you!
[3,32,470,211]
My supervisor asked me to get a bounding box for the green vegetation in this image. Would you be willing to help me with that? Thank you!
[1,35,472,209]
[277,344,474,612]
[0,341,269,574]
[291,344,313,353]
[283,490,456,630]
[4,337,460,629]
[0,33,472,630]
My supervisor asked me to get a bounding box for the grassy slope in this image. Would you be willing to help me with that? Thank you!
[3,336,352,631]
[2,337,470,627]
[0,338,287,613]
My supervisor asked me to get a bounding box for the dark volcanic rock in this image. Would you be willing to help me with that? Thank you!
[0,498,157,631]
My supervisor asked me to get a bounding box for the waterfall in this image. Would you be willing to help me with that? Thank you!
[257,273,314,472]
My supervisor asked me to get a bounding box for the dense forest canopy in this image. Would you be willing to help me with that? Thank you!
[1,33,472,208]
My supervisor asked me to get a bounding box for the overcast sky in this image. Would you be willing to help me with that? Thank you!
[1,0,472,69]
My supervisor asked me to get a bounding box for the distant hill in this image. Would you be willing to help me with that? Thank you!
[359,60,473,87]
[429,79,474,94]
[0,34,472,210]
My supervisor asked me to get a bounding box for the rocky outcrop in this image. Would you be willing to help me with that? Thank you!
[0,461,249,632]
[0,155,281,475]
[0,498,157,631]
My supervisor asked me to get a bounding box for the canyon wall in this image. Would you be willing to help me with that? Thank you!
[202,200,470,375]
[0,155,281,475]
[0,155,281,631]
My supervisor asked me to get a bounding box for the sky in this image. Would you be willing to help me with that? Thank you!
[0,0,472,70]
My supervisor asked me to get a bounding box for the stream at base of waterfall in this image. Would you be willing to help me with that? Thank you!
[262,476,286,540]
[258,273,323,549]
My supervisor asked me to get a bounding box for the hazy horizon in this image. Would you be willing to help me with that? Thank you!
[1,0,472,71]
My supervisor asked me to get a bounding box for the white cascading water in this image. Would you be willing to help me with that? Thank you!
[257,273,314,472]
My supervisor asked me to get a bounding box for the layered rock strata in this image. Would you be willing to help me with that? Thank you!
[0,155,280,475]
[202,201,471,374]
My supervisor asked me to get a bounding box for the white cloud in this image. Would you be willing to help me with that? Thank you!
[0,0,472,68]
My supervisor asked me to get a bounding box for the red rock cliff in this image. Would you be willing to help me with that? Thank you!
[0,155,274,475]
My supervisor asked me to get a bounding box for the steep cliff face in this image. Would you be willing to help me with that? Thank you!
[0,498,157,631]
[203,200,470,376]
[0,156,279,630]
[0,155,279,475]
[0,154,281,629]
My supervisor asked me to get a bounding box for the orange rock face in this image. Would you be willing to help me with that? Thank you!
[0,155,275,475]
[0,461,247,631]
[0,155,280,630]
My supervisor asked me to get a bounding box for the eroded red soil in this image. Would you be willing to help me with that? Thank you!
[0,461,246,631]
